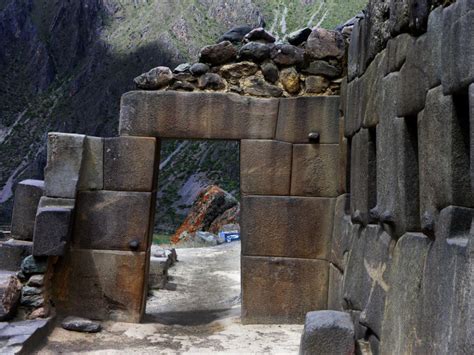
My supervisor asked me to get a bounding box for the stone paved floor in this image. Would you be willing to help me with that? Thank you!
[38,242,303,354]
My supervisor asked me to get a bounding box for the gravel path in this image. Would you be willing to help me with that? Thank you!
[39,242,303,354]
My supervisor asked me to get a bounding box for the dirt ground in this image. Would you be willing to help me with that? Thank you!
[38,242,303,354]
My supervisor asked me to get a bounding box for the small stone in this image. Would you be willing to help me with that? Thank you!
[305,75,330,94]
[20,294,44,308]
[189,63,210,76]
[173,63,191,73]
[0,273,22,321]
[173,72,196,82]
[61,316,102,333]
[27,306,49,319]
[22,286,42,296]
[261,61,279,83]
[199,41,237,65]
[241,76,283,97]
[238,42,271,62]
[197,73,226,90]
[299,311,355,355]
[244,27,276,43]
[220,62,259,82]
[27,275,44,287]
[133,66,173,90]
[21,256,47,275]
[280,67,300,94]
[218,25,252,43]
[168,81,195,91]
[287,27,312,46]
[306,27,346,59]
[271,44,304,66]
[302,60,342,78]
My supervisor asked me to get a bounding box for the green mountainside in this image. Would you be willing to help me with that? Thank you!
[0,0,367,231]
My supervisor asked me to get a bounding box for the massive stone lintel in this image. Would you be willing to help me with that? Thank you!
[10,180,44,241]
[241,256,328,324]
[291,144,339,197]
[73,191,153,252]
[275,96,340,144]
[240,140,292,196]
[52,249,147,323]
[241,195,335,260]
[119,91,279,139]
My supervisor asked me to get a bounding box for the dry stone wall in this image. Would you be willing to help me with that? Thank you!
[330,0,474,353]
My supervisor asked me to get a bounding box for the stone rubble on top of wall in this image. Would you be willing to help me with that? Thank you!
[132,24,353,98]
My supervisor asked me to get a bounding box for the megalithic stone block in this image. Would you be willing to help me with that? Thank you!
[51,249,148,323]
[331,194,354,271]
[0,240,32,272]
[328,264,344,311]
[275,96,340,144]
[380,232,431,355]
[33,207,72,257]
[240,140,292,196]
[119,91,279,139]
[44,133,86,198]
[10,180,44,241]
[291,144,339,197]
[241,196,335,259]
[78,136,103,191]
[73,191,153,252]
[441,0,474,94]
[241,256,328,324]
[384,33,416,75]
[350,129,376,226]
[416,206,474,354]
[104,136,158,192]
[418,86,472,231]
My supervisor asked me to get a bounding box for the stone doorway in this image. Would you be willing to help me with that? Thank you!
[49,90,341,324]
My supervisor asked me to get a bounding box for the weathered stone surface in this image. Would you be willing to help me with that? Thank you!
[33,207,72,257]
[389,0,431,36]
[276,96,340,144]
[134,66,173,90]
[52,249,147,322]
[37,196,75,209]
[199,41,236,65]
[305,75,329,94]
[280,67,300,94]
[299,311,355,355]
[344,77,362,137]
[197,73,226,90]
[173,63,191,73]
[271,44,304,67]
[10,180,44,241]
[350,129,377,226]
[241,76,283,97]
[238,42,271,62]
[384,33,416,75]
[347,17,365,81]
[287,27,311,46]
[120,91,279,139]
[44,132,86,198]
[169,80,195,91]
[241,196,335,259]
[302,60,341,78]
[241,256,328,324]
[20,256,47,275]
[26,275,44,288]
[0,272,21,321]
[171,185,237,244]
[61,316,101,333]
[0,239,32,272]
[328,264,343,311]
[240,140,292,195]
[260,60,279,83]
[78,136,103,191]
[73,191,152,252]
[365,0,391,67]
[338,117,349,194]
[0,318,53,354]
[362,50,386,128]
[413,206,474,354]
[218,25,252,44]
[471,83,474,193]
[104,136,158,192]
[291,144,339,197]
[418,86,472,231]
[343,225,393,337]
[331,194,354,271]
[189,63,209,76]
[380,232,431,354]
[244,27,275,43]
[306,28,346,60]
[441,0,474,94]
[220,62,258,82]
